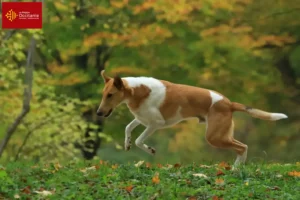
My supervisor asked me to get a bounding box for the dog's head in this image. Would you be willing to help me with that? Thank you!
[96,70,127,117]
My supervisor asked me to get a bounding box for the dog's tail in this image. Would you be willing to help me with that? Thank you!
[231,102,288,121]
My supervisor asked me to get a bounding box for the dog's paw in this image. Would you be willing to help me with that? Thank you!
[147,146,156,155]
[124,137,131,151]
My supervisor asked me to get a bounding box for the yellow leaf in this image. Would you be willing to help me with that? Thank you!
[152,172,160,184]
[89,6,114,15]
[288,171,300,177]
[53,2,69,12]
[54,163,62,171]
[47,62,71,74]
[110,0,128,8]
[111,164,118,169]
[110,66,149,76]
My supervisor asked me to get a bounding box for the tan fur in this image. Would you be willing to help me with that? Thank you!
[206,102,247,156]
[159,80,212,120]
[125,82,151,111]
[232,102,273,120]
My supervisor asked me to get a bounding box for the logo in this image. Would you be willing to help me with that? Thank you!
[2,2,42,29]
[5,9,18,22]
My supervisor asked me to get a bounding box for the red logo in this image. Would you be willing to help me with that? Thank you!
[2,2,42,29]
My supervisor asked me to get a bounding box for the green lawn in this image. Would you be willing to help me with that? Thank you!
[0,161,299,199]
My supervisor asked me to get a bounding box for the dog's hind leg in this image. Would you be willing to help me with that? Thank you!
[205,109,248,166]
[135,126,157,155]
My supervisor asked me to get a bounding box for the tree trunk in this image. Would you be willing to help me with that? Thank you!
[0,37,36,158]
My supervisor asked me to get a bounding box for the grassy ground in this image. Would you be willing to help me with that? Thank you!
[0,161,299,200]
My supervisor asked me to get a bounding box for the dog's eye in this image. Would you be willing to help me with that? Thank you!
[107,93,113,98]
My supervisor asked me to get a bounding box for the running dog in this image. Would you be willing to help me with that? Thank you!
[97,70,287,166]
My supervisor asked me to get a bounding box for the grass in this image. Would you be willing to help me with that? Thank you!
[0,160,299,200]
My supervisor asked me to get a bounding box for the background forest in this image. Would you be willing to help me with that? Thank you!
[0,0,299,165]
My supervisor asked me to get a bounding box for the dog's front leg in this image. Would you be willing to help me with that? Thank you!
[125,119,140,151]
[135,126,157,155]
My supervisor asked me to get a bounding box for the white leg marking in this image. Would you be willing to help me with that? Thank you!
[234,145,248,166]
[209,91,223,107]
[135,126,157,155]
[125,119,140,151]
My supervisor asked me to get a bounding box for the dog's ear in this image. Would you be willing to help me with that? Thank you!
[113,75,123,90]
[101,70,111,83]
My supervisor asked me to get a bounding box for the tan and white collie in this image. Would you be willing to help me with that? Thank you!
[97,70,287,166]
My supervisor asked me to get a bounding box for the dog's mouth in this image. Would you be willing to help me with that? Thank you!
[104,109,113,117]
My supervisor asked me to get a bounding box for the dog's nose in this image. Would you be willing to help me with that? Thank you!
[96,111,103,116]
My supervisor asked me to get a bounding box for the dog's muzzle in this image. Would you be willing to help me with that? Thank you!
[97,109,113,117]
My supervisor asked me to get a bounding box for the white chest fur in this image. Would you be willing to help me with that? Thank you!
[123,77,167,126]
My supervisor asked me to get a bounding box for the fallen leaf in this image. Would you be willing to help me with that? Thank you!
[212,195,224,200]
[199,164,212,168]
[163,164,173,170]
[218,161,231,170]
[193,173,208,178]
[272,186,281,190]
[266,186,281,191]
[216,170,225,176]
[80,166,96,173]
[111,164,118,169]
[95,165,100,170]
[20,186,31,194]
[255,168,261,175]
[99,160,108,165]
[125,185,133,193]
[146,162,152,168]
[149,192,159,200]
[275,174,283,178]
[54,162,62,171]
[34,190,53,196]
[134,160,145,167]
[288,171,300,177]
[14,194,20,199]
[152,172,160,184]
[215,178,225,186]
[188,196,197,200]
[174,163,181,168]
[157,163,163,168]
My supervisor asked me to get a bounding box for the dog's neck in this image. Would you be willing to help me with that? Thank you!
[123,82,151,111]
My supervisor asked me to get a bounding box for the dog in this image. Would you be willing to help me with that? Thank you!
[97,70,288,166]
